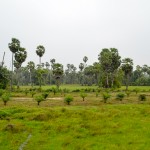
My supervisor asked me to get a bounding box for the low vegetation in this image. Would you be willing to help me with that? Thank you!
[0,85,150,149]
[64,95,74,105]
[0,104,150,149]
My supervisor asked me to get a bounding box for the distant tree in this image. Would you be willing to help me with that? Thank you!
[98,49,112,88]
[79,63,84,72]
[36,45,45,65]
[27,61,35,86]
[36,67,48,88]
[50,58,56,84]
[8,38,20,90]
[45,62,50,69]
[121,58,133,90]
[0,66,9,89]
[52,63,63,89]
[98,48,121,88]
[83,56,88,67]
[84,65,94,86]
[92,62,101,85]
[14,47,27,88]
[79,63,85,85]
[65,64,77,84]
[109,48,121,87]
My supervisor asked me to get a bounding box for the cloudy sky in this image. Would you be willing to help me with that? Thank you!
[0,0,150,69]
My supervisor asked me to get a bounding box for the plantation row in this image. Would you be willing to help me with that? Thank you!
[0,87,149,106]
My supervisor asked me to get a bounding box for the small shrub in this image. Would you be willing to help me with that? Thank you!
[34,95,44,105]
[139,94,146,101]
[30,91,36,97]
[126,91,131,97]
[52,87,57,95]
[116,93,125,101]
[64,95,74,105]
[133,88,140,94]
[24,89,29,96]
[63,88,70,93]
[102,92,111,103]
[37,87,42,92]
[80,92,87,101]
[72,89,80,92]
[1,93,11,106]
[42,92,49,100]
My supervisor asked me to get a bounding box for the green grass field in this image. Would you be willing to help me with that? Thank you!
[1,85,150,149]
[0,105,150,150]
[18,84,150,91]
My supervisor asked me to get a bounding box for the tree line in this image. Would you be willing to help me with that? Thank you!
[0,38,149,90]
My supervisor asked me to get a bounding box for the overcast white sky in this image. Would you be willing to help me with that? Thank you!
[0,0,150,70]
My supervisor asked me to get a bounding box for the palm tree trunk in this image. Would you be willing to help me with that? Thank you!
[39,57,41,66]
[11,53,13,91]
[17,68,20,89]
[125,74,129,91]
[30,71,33,87]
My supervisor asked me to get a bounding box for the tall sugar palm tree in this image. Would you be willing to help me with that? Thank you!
[52,63,63,89]
[14,47,27,88]
[36,45,45,66]
[27,61,35,86]
[121,58,133,90]
[8,38,20,90]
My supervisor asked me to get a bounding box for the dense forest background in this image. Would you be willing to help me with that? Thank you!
[1,38,150,90]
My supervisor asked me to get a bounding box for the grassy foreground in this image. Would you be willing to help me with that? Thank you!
[0,104,150,150]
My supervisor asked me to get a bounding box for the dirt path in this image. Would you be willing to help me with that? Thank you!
[18,134,32,150]
[13,97,63,100]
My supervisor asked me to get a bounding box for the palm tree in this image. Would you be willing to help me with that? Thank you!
[50,59,56,84]
[52,63,63,89]
[121,58,133,90]
[45,62,50,84]
[79,63,84,85]
[27,61,35,86]
[14,47,27,88]
[8,38,20,90]
[36,45,45,66]
[79,63,84,72]
[83,56,88,67]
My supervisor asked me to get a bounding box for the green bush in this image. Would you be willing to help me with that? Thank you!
[1,93,11,106]
[34,95,44,105]
[30,91,36,97]
[0,89,4,97]
[42,92,49,100]
[139,94,146,101]
[64,95,74,105]
[63,88,70,93]
[72,89,80,92]
[116,93,125,101]
[126,91,131,97]
[52,87,58,95]
[24,89,29,96]
[80,92,87,101]
[102,92,111,103]
[133,88,140,94]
